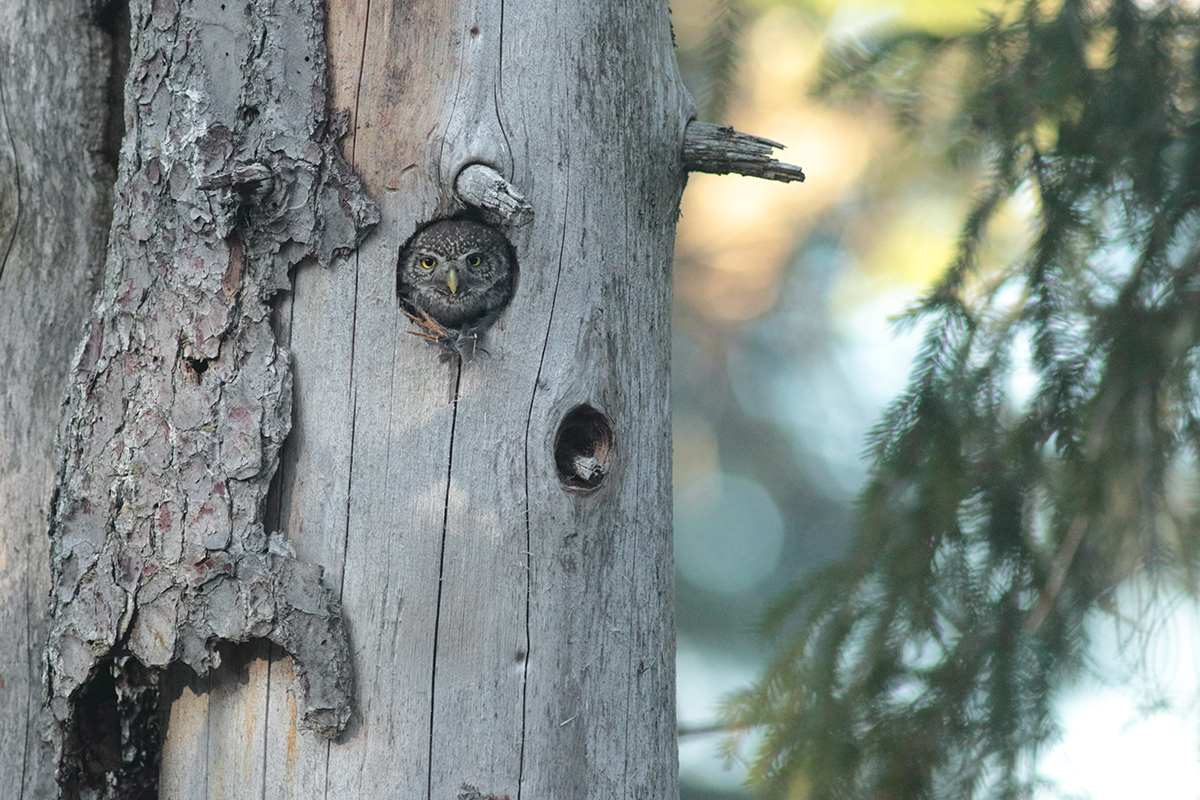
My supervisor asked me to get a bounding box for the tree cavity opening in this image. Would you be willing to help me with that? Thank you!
[554,405,614,491]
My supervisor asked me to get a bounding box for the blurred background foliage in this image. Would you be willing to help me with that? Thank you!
[669,1,1200,798]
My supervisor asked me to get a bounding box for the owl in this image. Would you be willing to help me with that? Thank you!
[398,219,514,332]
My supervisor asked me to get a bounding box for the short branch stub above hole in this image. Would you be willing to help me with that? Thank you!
[454,163,534,227]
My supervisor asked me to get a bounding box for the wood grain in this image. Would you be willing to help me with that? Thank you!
[0,0,115,795]
[167,0,686,796]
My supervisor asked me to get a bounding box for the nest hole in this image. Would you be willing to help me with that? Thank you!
[554,405,614,491]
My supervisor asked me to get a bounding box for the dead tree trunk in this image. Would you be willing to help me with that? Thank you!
[158,1,688,797]
[0,0,801,797]
[0,0,123,795]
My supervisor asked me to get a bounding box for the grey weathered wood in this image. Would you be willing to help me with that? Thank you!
[162,0,687,797]
[0,0,116,795]
[683,120,806,182]
[455,163,535,227]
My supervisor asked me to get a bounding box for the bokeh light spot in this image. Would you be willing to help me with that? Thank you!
[675,473,785,594]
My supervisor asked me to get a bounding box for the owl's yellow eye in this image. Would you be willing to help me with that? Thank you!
[466,254,482,267]
[420,257,437,269]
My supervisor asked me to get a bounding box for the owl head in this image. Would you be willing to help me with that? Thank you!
[397,219,515,331]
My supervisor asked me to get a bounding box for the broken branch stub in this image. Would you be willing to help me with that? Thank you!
[454,163,534,227]
[682,120,806,183]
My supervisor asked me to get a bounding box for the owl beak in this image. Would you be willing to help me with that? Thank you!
[446,268,459,294]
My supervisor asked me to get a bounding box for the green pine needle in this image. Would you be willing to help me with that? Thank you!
[729,2,1200,798]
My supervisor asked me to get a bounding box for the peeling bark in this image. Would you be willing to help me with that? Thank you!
[43,0,377,795]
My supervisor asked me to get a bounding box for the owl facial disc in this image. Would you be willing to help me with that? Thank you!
[397,219,516,362]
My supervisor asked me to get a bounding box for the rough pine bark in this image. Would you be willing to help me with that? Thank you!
[41,0,376,796]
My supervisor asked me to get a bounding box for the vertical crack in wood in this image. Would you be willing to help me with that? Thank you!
[322,4,372,794]
[43,0,379,796]
[427,361,463,800]
[437,0,515,222]
[0,64,22,285]
[335,0,373,641]
[515,152,572,800]
[94,0,131,178]
[259,643,273,800]
[3,51,43,794]
[349,0,372,167]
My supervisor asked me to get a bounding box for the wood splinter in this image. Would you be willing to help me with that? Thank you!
[454,163,535,227]
[682,120,806,183]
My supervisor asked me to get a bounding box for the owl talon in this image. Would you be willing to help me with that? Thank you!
[402,308,487,363]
